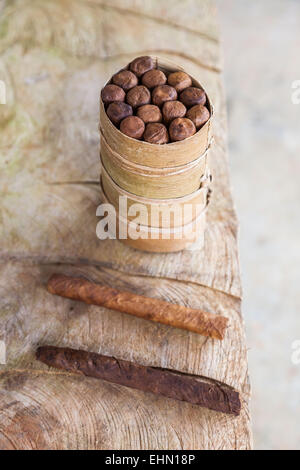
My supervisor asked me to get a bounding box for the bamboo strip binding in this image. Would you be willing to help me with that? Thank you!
[101,165,210,228]
[99,183,208,253]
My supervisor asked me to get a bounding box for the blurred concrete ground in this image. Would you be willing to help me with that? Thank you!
[216,0,300,450]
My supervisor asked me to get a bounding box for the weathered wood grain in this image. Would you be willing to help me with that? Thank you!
[0,369,251,450]
[0,0,252,449]
[0,0,240,298]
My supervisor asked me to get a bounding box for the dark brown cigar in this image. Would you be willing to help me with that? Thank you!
[36,346,241,416]
[47,274,228,340]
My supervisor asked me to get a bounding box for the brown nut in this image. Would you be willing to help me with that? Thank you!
[169,117,196,142]
[142,69,167,89]
[101,84,125,105]
[179,87,206,108]
[126,85,151,108]
[129,56,155,78]
[143,123,169,144]
[107,102,133,126]
[162,100,186,124]
[136,104,162,124]
[186,104,210,130]
[112,70,138,92]
[120,116,145,140]
[168,71,192,93]
[152,85,177,107]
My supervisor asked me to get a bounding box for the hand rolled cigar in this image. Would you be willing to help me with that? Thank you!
[47,274,228,340]
[36,346,241,416]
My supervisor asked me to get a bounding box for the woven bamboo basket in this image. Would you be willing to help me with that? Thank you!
[99,185,208,253]
[101,165,210,228]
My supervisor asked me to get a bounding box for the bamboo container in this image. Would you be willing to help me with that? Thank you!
[99,56,213,169]
[98,56,213,252]
[101,135,210,199]
[101,165,210,228]
[99,184,208,253]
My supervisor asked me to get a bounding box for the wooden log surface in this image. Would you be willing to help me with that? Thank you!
[0,0,252,450]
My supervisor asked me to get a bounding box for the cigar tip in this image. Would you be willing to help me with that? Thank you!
[211,316,229,341]
[36,346,43,360]
[232,393,242,416]
[47,273,62,293]
[36,345,56,364]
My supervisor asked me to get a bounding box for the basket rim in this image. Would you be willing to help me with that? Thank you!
[100,55,214,149]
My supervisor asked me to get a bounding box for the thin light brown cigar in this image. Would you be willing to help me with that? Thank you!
[47,274,228,340]
[36,346,241,416]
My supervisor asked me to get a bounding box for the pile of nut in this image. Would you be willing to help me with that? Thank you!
[101,56,210,144]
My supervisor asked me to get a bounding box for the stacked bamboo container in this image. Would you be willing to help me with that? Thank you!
[99,57,213,252]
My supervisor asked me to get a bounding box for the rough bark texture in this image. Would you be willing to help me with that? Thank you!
[0,0,252,450]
